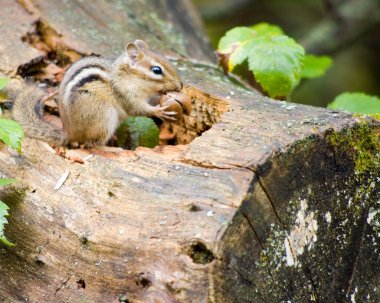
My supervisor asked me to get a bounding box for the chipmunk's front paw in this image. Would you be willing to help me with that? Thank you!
[152,105,177,121]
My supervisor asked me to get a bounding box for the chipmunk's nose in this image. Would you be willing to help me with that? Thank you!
[166,81,183,92]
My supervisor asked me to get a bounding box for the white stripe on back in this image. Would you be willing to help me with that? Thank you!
[63,68,111,105]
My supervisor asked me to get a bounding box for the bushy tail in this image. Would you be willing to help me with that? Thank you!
[9,83,67,146]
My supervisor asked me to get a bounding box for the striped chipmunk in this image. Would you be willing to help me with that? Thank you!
[11,40,183,147]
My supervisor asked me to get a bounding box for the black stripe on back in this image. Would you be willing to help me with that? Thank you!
[69,64,107,84]
[72,74,107,92]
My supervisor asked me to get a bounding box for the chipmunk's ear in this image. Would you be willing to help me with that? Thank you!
[134,39,149,49]
[126,42,140,61]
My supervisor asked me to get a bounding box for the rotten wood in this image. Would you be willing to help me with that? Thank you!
[0,1,379,303]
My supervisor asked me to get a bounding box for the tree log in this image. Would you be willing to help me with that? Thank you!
[0,1,379,303]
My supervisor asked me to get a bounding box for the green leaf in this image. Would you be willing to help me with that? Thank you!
[117,117,159,150]
[218,27,256,54]
[250,23,284,36]
[328,93,380,114]
[301,55,332,79]
[218,23,285,71]
[0,118,25,154]
[246,35,305,98]
[0,200,14,247]
[217,23,305,98]
[0,178,16,187]
[0,78,9,91]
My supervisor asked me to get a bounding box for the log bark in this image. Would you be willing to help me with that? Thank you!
[0,1,379,303]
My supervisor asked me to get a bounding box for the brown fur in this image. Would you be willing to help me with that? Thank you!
[11,84,67,146]
[59,81,124,146]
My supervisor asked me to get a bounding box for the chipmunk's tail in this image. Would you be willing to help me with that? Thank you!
[9,82,67,146]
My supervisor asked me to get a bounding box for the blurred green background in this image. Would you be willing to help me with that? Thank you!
[192,0,380,107]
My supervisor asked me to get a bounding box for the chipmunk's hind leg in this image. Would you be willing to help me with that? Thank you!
[64,90,119,147]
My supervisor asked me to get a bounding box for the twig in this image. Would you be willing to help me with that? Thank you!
[83,154,94,161]
[42,90,58,103]
[302,0,380,54]
[54,170,69,190]
[322,0,343,24]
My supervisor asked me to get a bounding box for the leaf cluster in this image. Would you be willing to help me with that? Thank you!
[218,23,380,117]
[0,78,25,154]
[0,78,26,247]
[217,23,332,99]
[0,179,16,247]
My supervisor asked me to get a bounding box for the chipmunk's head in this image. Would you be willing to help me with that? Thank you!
[113,40,183,97]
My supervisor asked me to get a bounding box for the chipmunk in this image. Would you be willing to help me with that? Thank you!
[12,40,183,147]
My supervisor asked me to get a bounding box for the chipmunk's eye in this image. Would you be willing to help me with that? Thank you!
[151,66,163,75]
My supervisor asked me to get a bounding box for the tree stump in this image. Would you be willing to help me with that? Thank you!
[0,1,379,302]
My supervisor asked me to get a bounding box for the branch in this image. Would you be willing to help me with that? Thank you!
[301,0,380,54]
[321,0,343,24]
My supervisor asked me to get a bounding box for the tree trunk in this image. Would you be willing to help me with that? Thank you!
[0,1,379,302]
